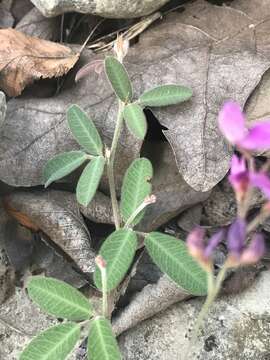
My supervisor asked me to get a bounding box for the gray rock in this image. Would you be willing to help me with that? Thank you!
[119,270,270,360]
[0,287,56,359]
[0,92,6,128]
[30,0,170,18]
[202,178,264,227]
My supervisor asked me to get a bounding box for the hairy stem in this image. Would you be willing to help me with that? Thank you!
[100,266,108,318]
[107,100,124,229]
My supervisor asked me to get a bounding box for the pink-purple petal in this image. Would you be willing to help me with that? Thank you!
[227,218,246,257]
[204,229,225,258]
[230,155,246,176]
[228,155,249,196]
[239,121,270,150]
[186,227,205,259]
[218,101,247,144]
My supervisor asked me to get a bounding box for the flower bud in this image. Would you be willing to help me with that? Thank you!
[144,194,157,205]
[228,155,249,203]
[113,35,129,62]
[95,255,107,270]
[187,227,206,261]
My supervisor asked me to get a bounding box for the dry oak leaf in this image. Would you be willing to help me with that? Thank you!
[0,29,79,96]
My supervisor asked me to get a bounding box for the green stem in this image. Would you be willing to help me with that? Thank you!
[100,266,108,318]
[107,100,124,229]
[189,265,228,349]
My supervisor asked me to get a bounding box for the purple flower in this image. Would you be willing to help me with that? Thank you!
[218,101,270,151]
[228,154,270,201]
[187,227,205,260]
[227,219,265,266]
[204,229,225,258]
[227,218,246,259]
[240,233,265,264]
[187,227,225,270]
[229,155,249,199]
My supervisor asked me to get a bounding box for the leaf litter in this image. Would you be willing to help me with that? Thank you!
[0,0,270,349]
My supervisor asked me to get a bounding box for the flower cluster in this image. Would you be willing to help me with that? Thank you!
[187,221,264,271]
[188,101,270,271]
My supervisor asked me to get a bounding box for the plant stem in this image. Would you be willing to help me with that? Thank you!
[100,266,108,318]
[107,100,124,229]
[189,265,228,347]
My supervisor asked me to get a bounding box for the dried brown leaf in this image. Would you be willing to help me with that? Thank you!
[0,29,79,96]
[5,190,95,273]
[139,142,210,232]
[3,199,39,231]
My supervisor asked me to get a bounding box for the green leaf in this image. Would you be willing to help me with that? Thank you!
[120,158,153,226]
[123,103,147,140]
[43,151,87,188]
[20,323,80,360]
[138,84,192,107]
[94,229,137,292]
[105,56,132,102]
[27,276,92,321]
[67,105,103,156]
[145,232,207,296]
[87,317,121,360]
[76,156,105,207]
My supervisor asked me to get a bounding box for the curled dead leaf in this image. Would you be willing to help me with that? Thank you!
[0,29,79,96]
[5,190,95,273]
[3,199,39,231]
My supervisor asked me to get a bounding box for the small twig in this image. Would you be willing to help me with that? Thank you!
[88,12,161,53]
[60,14,65,43]
[79,19,105,54]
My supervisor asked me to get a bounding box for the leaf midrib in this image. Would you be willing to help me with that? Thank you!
[84,157,104,198]
[147,235,205,291]
[72,110,101,155]
[31,283,90,317]
[51,155,85,175]
[95,320,111,360]
[125,161,151,219]
[106,231,134,285]
[39,325,79,360]
[107,58,131,101]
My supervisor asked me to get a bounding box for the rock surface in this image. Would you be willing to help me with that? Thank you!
[30,0,170,18]
[0,288,56,359]
[119,270,270,360]
[0,91,6,128]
